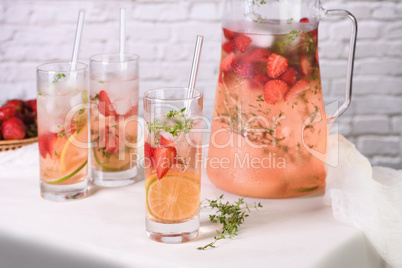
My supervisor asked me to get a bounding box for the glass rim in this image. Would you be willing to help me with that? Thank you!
[144,87,203,102]
[36,61,88,73]
[89,53,140,63]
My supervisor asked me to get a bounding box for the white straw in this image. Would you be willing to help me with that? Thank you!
[186,35,204,98]
[120,8,126,62]
[71,10,85,71]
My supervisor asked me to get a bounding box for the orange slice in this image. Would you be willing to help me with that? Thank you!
[146,172,200,223]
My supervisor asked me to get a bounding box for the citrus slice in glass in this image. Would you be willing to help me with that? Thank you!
[146,172,200,223]
[92,147,130,171]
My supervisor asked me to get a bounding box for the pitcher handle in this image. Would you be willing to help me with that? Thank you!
[321,8,358,122]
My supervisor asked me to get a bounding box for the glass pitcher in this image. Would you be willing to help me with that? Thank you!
[207,0,357,198]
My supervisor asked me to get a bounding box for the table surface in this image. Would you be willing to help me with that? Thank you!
[0,161,386,268]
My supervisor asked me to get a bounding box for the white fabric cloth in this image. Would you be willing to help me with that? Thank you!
[324,135,402,268]
[0,143,39,178]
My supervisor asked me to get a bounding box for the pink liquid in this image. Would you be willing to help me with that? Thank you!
[207,25,328,198]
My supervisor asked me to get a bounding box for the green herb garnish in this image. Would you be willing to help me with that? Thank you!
[147,107,193,137]
[52,73,66,83]
[197,195,262,250]
[91,93,99,101]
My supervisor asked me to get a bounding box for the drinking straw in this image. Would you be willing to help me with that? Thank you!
[120,8,126,62]
[71,10,85,71]
[186,35,204,98]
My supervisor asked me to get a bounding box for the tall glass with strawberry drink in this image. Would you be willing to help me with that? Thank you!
[207,0,357,198]
[144,88,203,243]
[37,62,89,201]
[89,53,139,187]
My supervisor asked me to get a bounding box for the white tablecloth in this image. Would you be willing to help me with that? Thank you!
[0,152,386,268]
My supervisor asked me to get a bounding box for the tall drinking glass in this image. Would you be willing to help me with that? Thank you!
[144,88,203,243]
[37,62,89,201]
[89,53,139,187]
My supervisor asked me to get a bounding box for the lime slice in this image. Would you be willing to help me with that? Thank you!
[92,147,130,171]
[146,172,200,222]
[47,160,87,184]
[60,125,88,173]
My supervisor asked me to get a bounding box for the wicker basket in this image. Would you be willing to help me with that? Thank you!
[0,137,38,152]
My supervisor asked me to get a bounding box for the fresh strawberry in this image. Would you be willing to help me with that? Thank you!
[266,53,288,78]
[300,57,312,76]
[0,106,16,121]
[4,99,24,113]
[244,48,271,62]
[1,117,26,140]
[103,126,119,154]
[264,80,288,104]
[154,146,177,180]
[144,142,155,159]
[160,135,174,146]
[220,53,236,72]
[223,28,236,40]
[285,79,310,101]
[38,133,51,158]
[25,99,37,113]
[280,67,298,86]
[232,61,253,78]
[222,41,235,53]
[254,74,270,85]
[234,35,252,53]
[98,90,117,117]
[300,18,310,23]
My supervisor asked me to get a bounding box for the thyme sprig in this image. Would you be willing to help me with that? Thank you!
[197,195,263,250]
[147,107,193,137]
[52,73,66,84]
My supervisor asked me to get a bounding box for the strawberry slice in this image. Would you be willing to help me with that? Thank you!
[285,79,310,101]
[232,61,253,78]
[244,48,270,62]
[264,80,288,104]
[222,41,235,53]
[98,90,117,117]
[105,126,119,154]
[223,28,236,40]
[154,146,177,180]
[267,53,288,78]
[300,57,312,76]
[280,67,298,86]
[315,48,319,64]
[160,135,174,146]
[220,53,236,72]
[254,73,270,86]
[300,18,310,23]
[234,35,252,53]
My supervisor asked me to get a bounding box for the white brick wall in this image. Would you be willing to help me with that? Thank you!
[1,0,401,168]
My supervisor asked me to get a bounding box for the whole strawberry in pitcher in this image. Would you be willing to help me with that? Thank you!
[207,0,357,198]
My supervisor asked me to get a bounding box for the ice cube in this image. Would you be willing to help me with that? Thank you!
[114,99,131,115]
[250,35,275,48]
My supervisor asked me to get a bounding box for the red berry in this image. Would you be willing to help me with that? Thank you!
[285,79,311,101]
[223,28,236,40]
[1,117,26,140]
[315,48,319,64]
[232,61,254,79]
[234,35,252,53]
[98,90,117,117]
[154,146,177,180]
[254,74,270,85]
[244,48,271,62]
[264,80,288,105]
[0,106,16,121]
[4,99,24,113]
[160,135,174,146]
[25,99,37,113]
[300,57,312,76]
[300,18,310,23]
[220,53,236,72]
[144,142,155,167]
[222,41,235,53]
[266,53,288,78]
[280,67,298,86]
